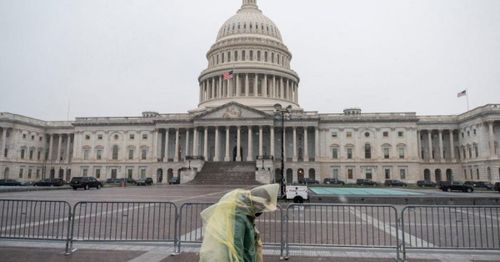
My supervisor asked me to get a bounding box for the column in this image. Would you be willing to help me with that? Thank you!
[254,74,258,96]
[56,134,62,162]
[280,77,284,99]
[185,129,190,157]
[224,126,230,162]
[164,129,170,161]
[417,130,422,159]
[211,78,215,99]
[270,127,275,158]
[247,126,253,161]
[158,129,163,161]
[272,76,276,98]
[427,130,433,161]
[236,74,241,96]
[65,135,71,163]
[258,126,263,157]
[449,130,455,160]
[193,128,198,156]
[438,130,444,161]
[489,122,496,157]
[283,127,287,160]
[203,127,208,160]
[214,127,220,161]
[315,127,319,159]
[152,130,158,160]
[1,128,7,160]
[174,129,179,162]
[263,75,268,97]
[292,127,297,162]
[219,75,223,98]
[236,126,241,161]
[245,74,249,96]
[303,127,309,162]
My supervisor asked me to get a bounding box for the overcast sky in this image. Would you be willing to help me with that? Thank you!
[1,0,499,120]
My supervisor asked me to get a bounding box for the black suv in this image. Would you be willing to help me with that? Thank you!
[494,182,500,192]
[136,177,153,186]
[417,180,437,188]
[384,180,408,187]
[465,181,493,190]
[0,179,22,186]
[33,178,65,187]
[356,179,378,186]
[300,178,320,185]
[440,181,474,193]
[323,178,345,185]
[70,177,102,190]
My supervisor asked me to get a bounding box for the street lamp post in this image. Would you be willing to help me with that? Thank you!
[274,104,292,198]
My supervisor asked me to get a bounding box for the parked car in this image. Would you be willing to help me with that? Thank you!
[105,178,135,185]
[168,177,180,185]
[440,181,474,193]
[136,177,153,186]
[0,179,22,186]
[384,180,408,187]
[416,180,437,188]
[33,178,65,187]
[323,178,345,185]
[494,182,500,192]
[356,179,378,186]
[299,178,320,185]
[70,176,102,190]
[464,181,493,190]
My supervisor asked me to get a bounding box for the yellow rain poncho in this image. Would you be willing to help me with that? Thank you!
[199,184,279,262]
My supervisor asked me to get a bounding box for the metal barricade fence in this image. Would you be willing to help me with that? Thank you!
[68,201,177,253]
[285,204,400,259]
[401,205,500,260]
[0,200,72,246]
[177,202,284,255]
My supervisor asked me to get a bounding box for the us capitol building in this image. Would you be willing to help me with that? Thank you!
[1,0,499,185]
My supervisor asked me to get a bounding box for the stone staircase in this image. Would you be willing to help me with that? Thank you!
[190,161,259,185]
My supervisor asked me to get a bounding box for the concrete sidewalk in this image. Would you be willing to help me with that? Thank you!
[1,241,499,262]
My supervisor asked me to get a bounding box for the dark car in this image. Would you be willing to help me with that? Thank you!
[33,178,65,187]
[0,179,22,186]
[168,177,180,185]
[136,177,153,186]
[465,181,493,190]
[417,180,437,188]
[440,181,474,193]
[106,178,135,185]
[494,182,500,192]
[70,176,102,190]
[323,178,345,185]
[384,180,408,187]
[356,179,378,186]
[300,178,320,185]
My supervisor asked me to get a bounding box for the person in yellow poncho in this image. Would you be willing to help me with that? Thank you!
[199,184,279,262]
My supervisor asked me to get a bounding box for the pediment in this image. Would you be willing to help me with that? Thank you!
[195,102,271,120]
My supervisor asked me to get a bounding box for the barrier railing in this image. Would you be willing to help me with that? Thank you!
[285,204,400,260]
[68,201,177,253]
[401,205,500,260]
[0,200,72,250]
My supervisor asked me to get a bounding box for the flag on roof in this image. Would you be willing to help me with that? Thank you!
[223,71,234,80]
[457,90,467,98]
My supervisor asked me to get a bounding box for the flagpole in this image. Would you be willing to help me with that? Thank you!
[466,88,470,111]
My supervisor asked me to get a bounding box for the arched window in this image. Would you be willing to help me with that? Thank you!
[242,50,246,61]
[112,145,119,160]
[365,144,371,159]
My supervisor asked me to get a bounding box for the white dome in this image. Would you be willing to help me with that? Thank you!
[216,1,282,42]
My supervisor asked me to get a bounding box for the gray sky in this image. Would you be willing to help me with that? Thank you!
[1,0,499,121]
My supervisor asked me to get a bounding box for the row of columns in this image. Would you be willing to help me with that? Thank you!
[200,73,298,103]
[0,128,7,160]
[155,126,319,162]
[47,134,73,163]
[418,129,457,162]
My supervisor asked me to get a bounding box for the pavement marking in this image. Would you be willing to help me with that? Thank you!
[348,207,436,248]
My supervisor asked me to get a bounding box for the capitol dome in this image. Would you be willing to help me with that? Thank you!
[197,0,300,112]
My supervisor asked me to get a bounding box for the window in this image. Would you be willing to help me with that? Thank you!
[242,50,246,61]
[365,168,373,180]
[36,169,40,179]
[365,144,371,159]
[467,131,470,137]
[128,149,134,160]
[140,169,146,178]
[4,148,7,158]
[85,135,90,140]
[400,169,406,180]
[83,149,89,160]
[364,132,370,138]
[332,168,339,179]
[383,148,390,159]
[142,134,148,140]
[96,150,102,160]
[23,134,27,139]
[347,168,353,179]
[127,169,133,179]
[473,129,476,135]
[130,134,135,140]
[19,168,24,178]
[114,134,119,140]
[97,134,103,140]
[383,131,389,137]
[476,169,480,180]
[31,135,34,140]
[141,149,147,160]
[474,144,478,158]
[21,149,25,159]
[111,169,117,179]
[331,132,337,138]
[29,149,33,160]
[346,132,352,138]
[398,131,404,137]
[385,168,391,179]
[332,148,338,159]
[37,151,41,160]
[95,169,101,179]
[250,50,253,61]
[82,168,88,177]
[399,148,405,159]
[27,169,32,179]
[112,146,119,160]
[347,148,353,159]
[39,136,43,142]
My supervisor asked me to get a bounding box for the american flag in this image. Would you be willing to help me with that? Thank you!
[223,71,234,80]
[457,90,467,98]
